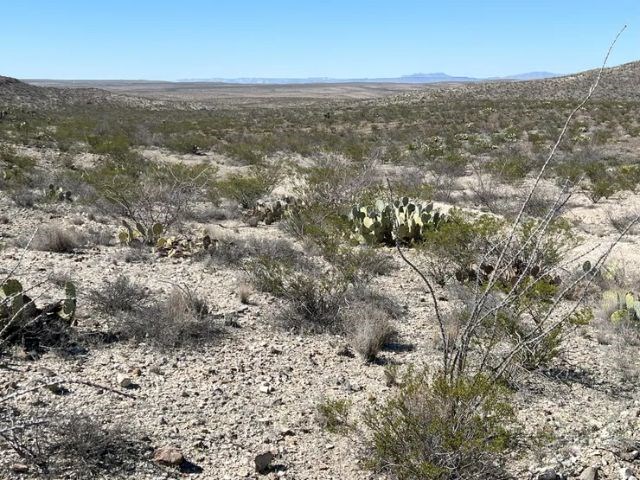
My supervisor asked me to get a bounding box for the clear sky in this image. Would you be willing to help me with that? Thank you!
[2,1,639,80]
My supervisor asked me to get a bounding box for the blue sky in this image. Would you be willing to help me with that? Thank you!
[2,1,639,80]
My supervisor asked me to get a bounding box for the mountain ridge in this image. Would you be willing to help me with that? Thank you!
[176,71,559,84]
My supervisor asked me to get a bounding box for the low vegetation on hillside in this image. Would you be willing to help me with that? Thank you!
[2,62,640,479]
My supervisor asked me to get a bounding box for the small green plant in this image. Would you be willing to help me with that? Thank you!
[316,398,352,433]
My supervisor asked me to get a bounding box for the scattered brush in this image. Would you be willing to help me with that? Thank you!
[31,226,83,253]
[88,275,150,316]
[113,286,222,348]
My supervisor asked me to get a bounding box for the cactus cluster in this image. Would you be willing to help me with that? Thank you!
[46,184,72,202]
[602,290,640,323]
[1,277,77,337]
[348,197,447,245]
[118,220,164,246]
[253,197,298,225]
[156,233,212,258]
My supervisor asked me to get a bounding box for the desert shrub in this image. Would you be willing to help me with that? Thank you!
[88,275,150,315]
[204,235,304,270]
[0,411,149,477]
[485,148,537,184]
[32,226,83,253]
[298,154,380,208]
[212,166,280,209]
[0,145,36,188]
[468,163,506,213]
[81,157,213,232]
[345,305,396,362]
[8,186,37,207]
[316,398,352,433]
[273,274,347,334]
[248,252,399,335]
[364,370,513,480]
[113,287,220,348]
[86,133,132,157]
[418,210,502,286]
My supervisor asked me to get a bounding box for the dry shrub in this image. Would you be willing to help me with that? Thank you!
[114,287,221,348]
[345,305,396,362]
[274,275,346,334]
[237,282,252,304]
[32,226,83,253]
[88,275,150,315]
[0,411,150,477]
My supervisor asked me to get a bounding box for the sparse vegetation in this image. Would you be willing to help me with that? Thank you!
[31,226,83,253]
[111,286,221,348]
[3,30,640,479]
[316,398,352,433]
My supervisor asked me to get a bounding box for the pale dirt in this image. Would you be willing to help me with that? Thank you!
[1,150,640,480]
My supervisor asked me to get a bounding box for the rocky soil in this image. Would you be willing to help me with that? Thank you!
[1,146,640,479]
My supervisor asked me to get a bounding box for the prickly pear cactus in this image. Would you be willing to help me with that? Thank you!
[603,290,640,323]
[348,198,447,246]
[0,278,25,321]
[118,221,164,245]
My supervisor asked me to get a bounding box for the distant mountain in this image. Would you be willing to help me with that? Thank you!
[178,72,560,84]
[502,71,560,81]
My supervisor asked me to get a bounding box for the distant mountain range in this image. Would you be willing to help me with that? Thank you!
[178,72,560,84]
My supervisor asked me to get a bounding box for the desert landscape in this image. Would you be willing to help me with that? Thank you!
[2,46,640,480]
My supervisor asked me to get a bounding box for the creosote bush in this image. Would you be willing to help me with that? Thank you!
[211,165,280,209]
[364,370,513,480]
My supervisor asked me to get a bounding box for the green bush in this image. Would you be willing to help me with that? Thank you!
[316,398,352,433]
[364,370,513,480]
[212,166,279,209]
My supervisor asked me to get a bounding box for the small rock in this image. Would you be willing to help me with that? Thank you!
[153,446,184,466]
[254,451,274,474]
[538,468,560,480]
[116,374,133,389]
[259,384,273,394]
[620,467,636,480]
[11,463,29,473]
[579,466,598,480]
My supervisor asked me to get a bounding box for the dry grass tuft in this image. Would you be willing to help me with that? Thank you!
[32,226,83,253]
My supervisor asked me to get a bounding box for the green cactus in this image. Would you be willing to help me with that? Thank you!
[603,290,640,323]
[59,281,77,325]
[118,221,164,245]
[1,278,25,321]
[348,199,447,246]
